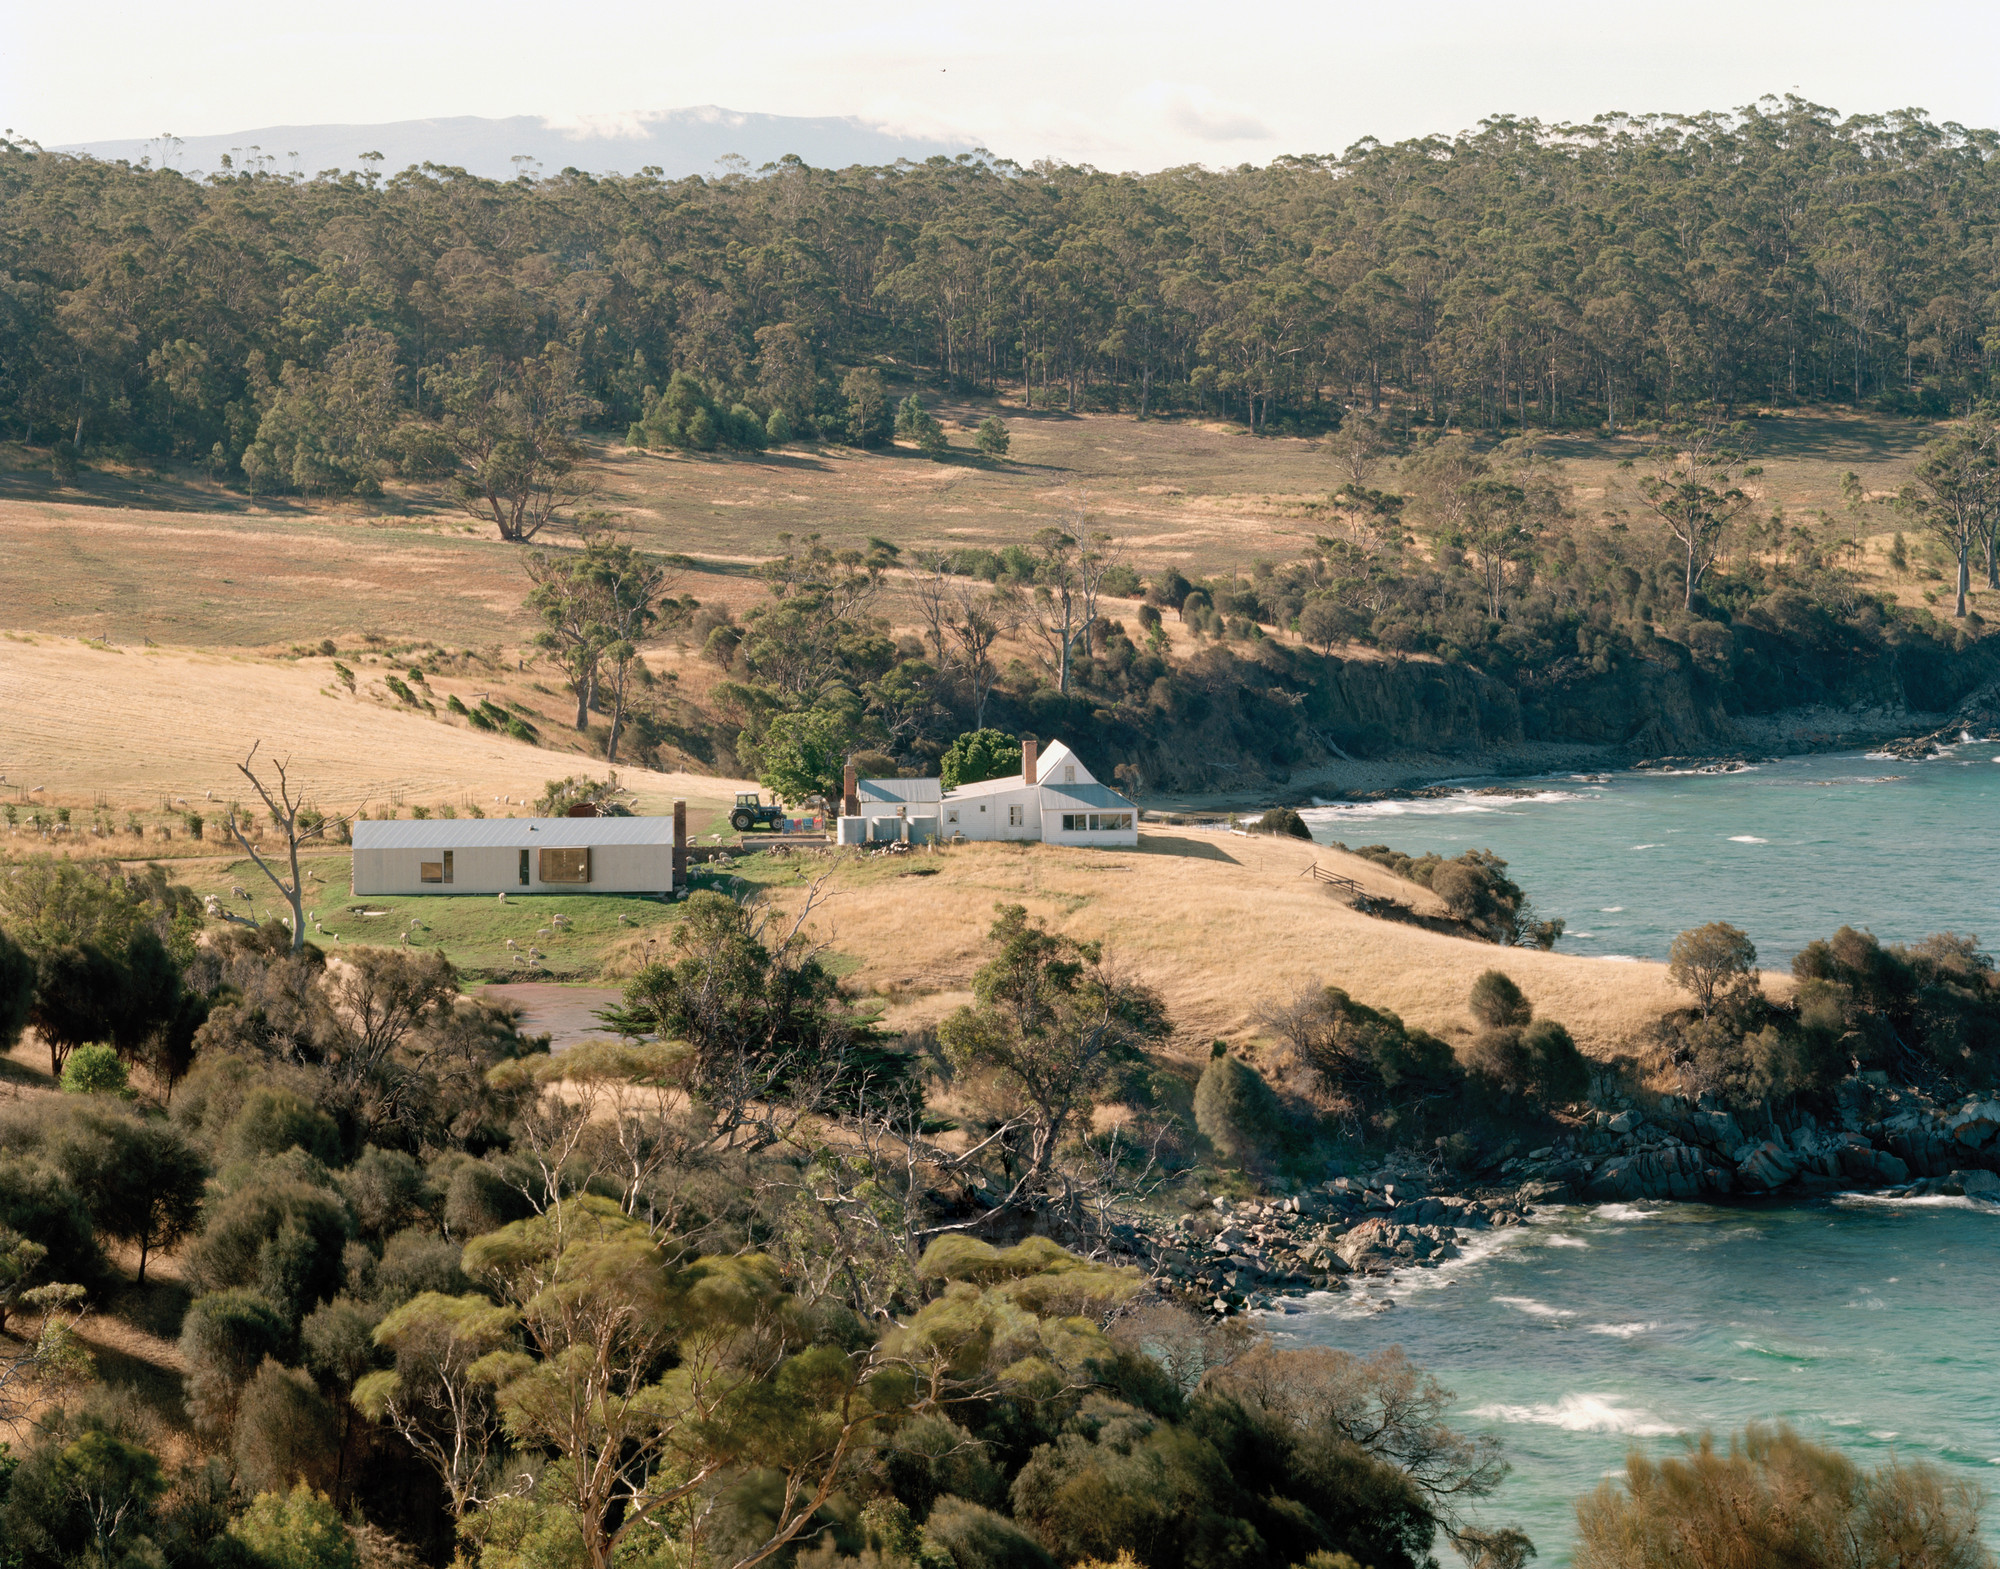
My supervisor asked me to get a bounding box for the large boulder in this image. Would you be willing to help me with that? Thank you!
[1947,1101,2000,1150]
[1334,1218,1401,1273]
[1839,1145,1910,1185]
[1687,1108,1744,1152]
[1585,1145,1731,1201]
[1952,1168,2000,1198]
[1733,1140,1801,1192]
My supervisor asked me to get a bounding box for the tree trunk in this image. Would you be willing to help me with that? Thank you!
[1956,541,1970,618]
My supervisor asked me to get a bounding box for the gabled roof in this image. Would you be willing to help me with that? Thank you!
[1034,739,1094,785]
[352,817,677,849]
[1039,781,1136,812]
[942,773,1037,798]
[856,777,942,804]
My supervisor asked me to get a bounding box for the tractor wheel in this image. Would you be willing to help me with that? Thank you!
[730,810,755,831]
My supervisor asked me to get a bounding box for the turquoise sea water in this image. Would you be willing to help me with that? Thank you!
[1300,747,2000,964]
[1272,1197,2000,1562]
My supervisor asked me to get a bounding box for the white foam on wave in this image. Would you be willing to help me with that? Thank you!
[1493,1295,1576,1319]
[1727,835,1769,844]
[1834,1192,1999,1215]
[1543,1233,1590,1249]
[1301,788,1591,823]
[1599,906,1625,912]
[1472,1393,1679,1436]
[1593,1203,1662,1222]
[1587,1321,1659,1338]
[1631,842,1664,850]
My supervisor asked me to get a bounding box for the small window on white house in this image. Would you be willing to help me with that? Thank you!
[1062,813,1083,831]
[979,803,987,813]
[1008,804,1023,826]
[420,860,445,883]
[1064,765,1076,783]
[946,810,959,824]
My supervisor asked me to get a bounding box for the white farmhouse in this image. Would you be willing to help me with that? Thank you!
[352,808,686,896]
[839,737,1138,848]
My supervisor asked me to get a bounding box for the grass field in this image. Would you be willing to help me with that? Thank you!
[0,635,754,829]
[1,402,1964,657]
[159,826,1690,1062]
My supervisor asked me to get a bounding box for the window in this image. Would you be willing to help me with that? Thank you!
[979,803,987,813]
[1008,804,1023,827]
[1062,813,1083,831]
[539,846,590,884]
[946,810,959,825]
[518,848,530,886]
[420,860,444,883]
[1063,765,1076,783]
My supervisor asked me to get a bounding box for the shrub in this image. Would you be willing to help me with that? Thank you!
[191,1179,350,1323]
[975,415,1010,457]
[233,1361,341,1497]
[1574,1424,1988,1569]
[227,1483,358,1569]
[181,1287,290,1436]
[1194,1048,1284,1164]
[922,1498,1055,1569]
[1468,970,1532,1029]
[0,1155,104,1289]
[226,1088,343,1168]
[60,1043,128,1095]
[1254,807,1312,839]
[765,408,793,445]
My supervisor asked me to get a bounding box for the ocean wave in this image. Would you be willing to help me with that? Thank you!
[1543,1233,1590,1249]
[1471,1393,1679,1436]
[1592,1203,1662,1221]
[1631,842,1664,850]
[1833,1192,2000,1214]
[1301,789,1590,821]
[1727,835,1770,844]
[1588,1322,1660,1338]
[1493,1295,1576,1318]
[1599,906,1625,912]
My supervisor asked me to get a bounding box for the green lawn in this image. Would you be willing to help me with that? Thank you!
[181,845,874,979]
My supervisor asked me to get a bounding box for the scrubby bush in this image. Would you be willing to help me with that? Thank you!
[922,1497,1055,1569]
[191,1177,349,1323]
[1465,1020,1588,1107]
[1254,807,1312,839]
[1468,970,1531,1029]
[226,1088,344,1168]
[181,1287,291,1437]
[1575,1424,1988,1569]
[975,416,1010,457]
[1668,922,1759,1016]
[232,1361,341,1497]
[1194,1045,1285,1163]
[226,1483,358,1569]
[60,1043,129,1095]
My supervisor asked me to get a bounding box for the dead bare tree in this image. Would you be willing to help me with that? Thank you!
[949,581,1010,729]
[227,743,360,953]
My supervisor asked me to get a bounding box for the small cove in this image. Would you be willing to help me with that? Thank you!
[1287,747,2000,1559]
[1271,1197,2000,1562]
[1300,747,2000,964]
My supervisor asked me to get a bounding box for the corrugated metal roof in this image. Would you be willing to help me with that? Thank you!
[353,817,677,849]
[943,774,1035,797]
[857,778,942,803]
[1038,782,1135,811]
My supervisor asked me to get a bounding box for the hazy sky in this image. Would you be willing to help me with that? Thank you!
[12,0,2000,170]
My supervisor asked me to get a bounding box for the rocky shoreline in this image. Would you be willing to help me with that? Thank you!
[1111,1075,2000,1317]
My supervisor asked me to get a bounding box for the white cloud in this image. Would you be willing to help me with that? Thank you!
[1150,85,1273,144]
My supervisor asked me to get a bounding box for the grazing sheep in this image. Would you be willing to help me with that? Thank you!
[505,938,517,949]
[536,927,549,938]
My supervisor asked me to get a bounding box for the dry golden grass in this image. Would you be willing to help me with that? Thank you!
[0,636,753,819]
[760,827,1689,1060]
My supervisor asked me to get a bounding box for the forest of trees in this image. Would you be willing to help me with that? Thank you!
[9,97,2000,478]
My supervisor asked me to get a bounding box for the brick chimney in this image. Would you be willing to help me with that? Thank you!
[1021,734,1038,786]
[842,759,859,817]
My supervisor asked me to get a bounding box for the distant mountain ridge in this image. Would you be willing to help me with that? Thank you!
[57,105,980,180]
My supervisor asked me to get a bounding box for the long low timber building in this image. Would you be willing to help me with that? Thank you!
[351,809,686,896]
